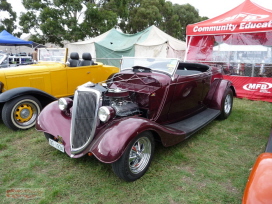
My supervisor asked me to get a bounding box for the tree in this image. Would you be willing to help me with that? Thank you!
[80,2,118,38]
[116,0,163,33]
[112,0,206,41]
[19,0,117,46]
[167,3,208,41]
[0,0,17,34]
[18,0,207,45]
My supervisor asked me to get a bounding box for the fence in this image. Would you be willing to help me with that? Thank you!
[187,61,272,78]
[195,61,272,102]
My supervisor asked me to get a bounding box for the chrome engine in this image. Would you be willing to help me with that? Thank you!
[103,88,140,117]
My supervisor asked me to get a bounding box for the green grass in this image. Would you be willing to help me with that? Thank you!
[0,98,271,204]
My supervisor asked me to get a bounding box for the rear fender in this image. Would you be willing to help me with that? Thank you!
[206,79,236,110]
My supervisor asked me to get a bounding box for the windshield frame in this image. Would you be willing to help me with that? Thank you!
[38,48,68,63]
[120,57,180,77]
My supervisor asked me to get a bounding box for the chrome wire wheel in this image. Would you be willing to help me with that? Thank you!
[129,137,152,174]
[224,94,232,114]
[112,131,154,182]
[219,88,233,120]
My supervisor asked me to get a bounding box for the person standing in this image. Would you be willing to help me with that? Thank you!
[32,48,38,62]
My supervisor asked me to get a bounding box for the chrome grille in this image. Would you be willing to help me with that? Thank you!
[70,88,100,154]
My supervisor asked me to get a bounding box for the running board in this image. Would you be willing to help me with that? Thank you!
[165,108,221,138]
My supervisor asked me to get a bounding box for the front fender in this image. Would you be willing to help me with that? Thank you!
[90,118,151,163]
[36,104,187,163]
[89,117,186,163]
[36,100,74,154]
[0,87,57,106]
[36,108,158,161]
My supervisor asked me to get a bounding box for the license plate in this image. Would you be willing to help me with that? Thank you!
[49,138,64,153]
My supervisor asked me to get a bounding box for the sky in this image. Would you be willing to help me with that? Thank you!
[170,0,272,18]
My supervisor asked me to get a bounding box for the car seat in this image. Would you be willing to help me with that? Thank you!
[68,52,80,67]
[79,53,96,66]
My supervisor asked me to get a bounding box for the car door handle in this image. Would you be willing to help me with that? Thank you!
[87,71,90,74]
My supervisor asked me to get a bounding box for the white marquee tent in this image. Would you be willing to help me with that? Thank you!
[67,25,186,66]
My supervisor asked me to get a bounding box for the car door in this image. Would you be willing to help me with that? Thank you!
[66,65,96,95]
[167,71,211,122]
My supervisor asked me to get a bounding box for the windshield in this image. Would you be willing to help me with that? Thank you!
[38,48,67,62]
[121,57,179,75]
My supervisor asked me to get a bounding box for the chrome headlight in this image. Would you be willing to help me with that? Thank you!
[58,98,73,112]
[98,106,115,122]
[58,98,68,111]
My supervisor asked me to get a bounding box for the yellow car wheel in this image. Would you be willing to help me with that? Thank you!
[2,95,42,131]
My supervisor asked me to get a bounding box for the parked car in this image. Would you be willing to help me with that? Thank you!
[242,128,272,204]
[8,52,32,66]
[36,57,236,181]
[0,48,119,130]
[0,53,9,68]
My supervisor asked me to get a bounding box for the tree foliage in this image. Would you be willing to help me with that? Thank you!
[20,0,117,46]
[0,0,18,35]
[16,0,208,46]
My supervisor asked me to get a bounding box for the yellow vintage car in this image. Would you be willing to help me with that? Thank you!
[0,48,119,130]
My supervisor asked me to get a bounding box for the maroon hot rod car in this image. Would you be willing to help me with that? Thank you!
[36,57,236,181]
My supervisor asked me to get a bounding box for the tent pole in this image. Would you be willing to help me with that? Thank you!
[184,35,192,62]
[251,63,255,77]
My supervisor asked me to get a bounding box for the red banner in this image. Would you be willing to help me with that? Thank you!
[223,75,272,102]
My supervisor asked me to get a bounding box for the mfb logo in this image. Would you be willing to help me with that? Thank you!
[212,13,269,23]
[243,82,272,93]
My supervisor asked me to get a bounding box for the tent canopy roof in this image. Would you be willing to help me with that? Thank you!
[68,25,186,67]
[0,30,33,46]
[187,0,272,36]
[70,25,186,51]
